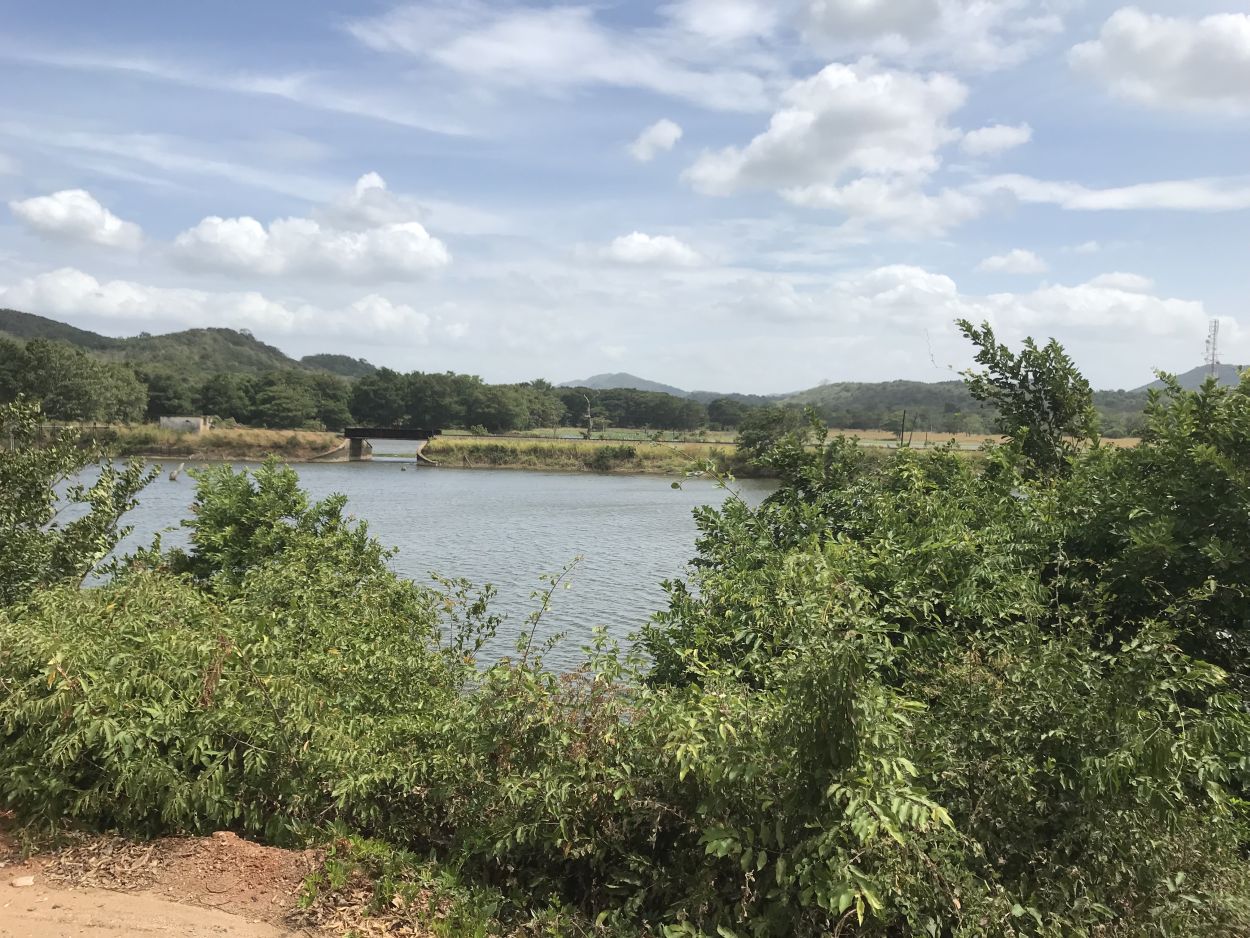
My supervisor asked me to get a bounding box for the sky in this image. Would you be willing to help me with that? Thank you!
[0,1,1247,393]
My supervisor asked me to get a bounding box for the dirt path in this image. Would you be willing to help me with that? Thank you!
[1,825,318,938]
[1,880,297,937]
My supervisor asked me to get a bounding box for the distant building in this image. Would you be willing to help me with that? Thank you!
[159,416,211,434]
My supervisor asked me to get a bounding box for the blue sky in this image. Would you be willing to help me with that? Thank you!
[0,0,1247,392]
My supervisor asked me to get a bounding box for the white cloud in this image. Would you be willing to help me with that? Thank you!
[662,0,778,44]
[977,248,1048,274]
[320,172,511,238]
[629,119,683,162]
[802,0,1068,70]
[781,178,983,237]
[1070,8,1250,113]
[685,61,967,196]
[1070,240,1101,254]
[989,276,1211,338]
[724,263,1214,345]
[975,174,1250,212]
[961,122,1032,157]
[347,2,773,112]
[603,232,703,266]
[173,174,451,281]
[9,189,143,250]
[0,267,432,341]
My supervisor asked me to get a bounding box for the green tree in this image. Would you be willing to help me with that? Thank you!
[958,319,1098,475]
[195,372,255,422]
[0,399,154,607]
[137,366,195,419]
[249,372,318,428]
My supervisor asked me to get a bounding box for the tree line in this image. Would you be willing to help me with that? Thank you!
[1,335,1153,437]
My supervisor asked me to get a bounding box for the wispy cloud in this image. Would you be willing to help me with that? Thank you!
[0,45,470,135]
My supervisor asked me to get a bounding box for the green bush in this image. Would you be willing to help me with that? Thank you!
[586,444,637,471]
[3,343,1250,936]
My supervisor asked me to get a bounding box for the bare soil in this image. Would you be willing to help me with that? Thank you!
[0,821,318,937]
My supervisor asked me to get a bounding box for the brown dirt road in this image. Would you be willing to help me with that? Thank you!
[1,881,297,937]
[1,825,318,938]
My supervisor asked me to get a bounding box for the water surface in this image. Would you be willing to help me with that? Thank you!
[117,463,772,670]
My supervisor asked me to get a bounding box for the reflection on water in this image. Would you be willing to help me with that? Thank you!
[114,462,773,671]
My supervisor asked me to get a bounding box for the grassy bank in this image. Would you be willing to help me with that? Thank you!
[86,425,343,461]
[422,435,744,475]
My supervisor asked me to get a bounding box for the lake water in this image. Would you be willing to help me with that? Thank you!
[115,463,773,671]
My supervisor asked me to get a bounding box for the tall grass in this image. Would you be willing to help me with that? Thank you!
[94,425,342,460]
[423,436,741,475]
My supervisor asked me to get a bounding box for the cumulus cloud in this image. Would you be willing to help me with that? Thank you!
[9,189,143,250]
[0,266,433,340]
[802,0,1067,70]
[977,248,1048,274]
[726,263,1214,346]
[320,172,510,237]
[685,62,966,195]
[1071,8,1250,113]
[347,2,772,112]
[172,174,450,280]
[961,122,1032,157]
[603,232,703,266]
[683,61,982,235]
[989,276,1211,338]
[629,119,683,162]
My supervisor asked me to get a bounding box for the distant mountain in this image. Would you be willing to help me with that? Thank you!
[561,372,692,398]
[0,308,365,379]
[301,353,377,379]
[1138,364,1245,391]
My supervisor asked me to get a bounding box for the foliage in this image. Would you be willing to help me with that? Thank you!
[300,353,377,379]
[3,332,1250,936]
[0,400,154,608]
[2,339,148,423]
[958,320,1099,475]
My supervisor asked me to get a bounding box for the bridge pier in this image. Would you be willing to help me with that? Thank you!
[343,427,439,463]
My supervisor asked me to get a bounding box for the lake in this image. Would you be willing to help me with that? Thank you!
[115,463,774,671]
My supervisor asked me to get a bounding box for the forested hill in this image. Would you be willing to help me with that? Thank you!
[0,308,122,350]
[1,308,322,377]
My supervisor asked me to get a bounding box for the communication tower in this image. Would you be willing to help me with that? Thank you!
[1206,320,1220,378]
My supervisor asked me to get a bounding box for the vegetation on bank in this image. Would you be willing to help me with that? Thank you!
[98,424,343,461]
[2,320,1250,936]
[422,436,745,475]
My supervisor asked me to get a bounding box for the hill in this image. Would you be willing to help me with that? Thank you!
[0,308,122,350]
[560,372,691,398]
[0,309,345,378]
[1139,363,1245,391]
[300,353,376,379]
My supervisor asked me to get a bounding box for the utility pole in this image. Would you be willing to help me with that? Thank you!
[583,394,593,439]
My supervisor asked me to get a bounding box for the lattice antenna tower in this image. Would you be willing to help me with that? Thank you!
[1205,320,1220,378]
